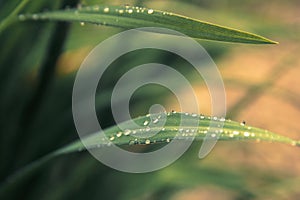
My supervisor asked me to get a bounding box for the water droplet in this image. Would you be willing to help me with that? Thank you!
[145,139,151,144]
[153,118,159,124]
[124,129,131,136]
[147,9,154,14]
[143,120,149,126]
[129,140,135,145]
[244,132,250,137]
[291,141,297,146]
[233,131,239,135]
[220,117,226,122]
[116,132,122,137]
[109,136,115,141]
[32,14,39,20]
[80,22,85,26]
[18,14,26,21]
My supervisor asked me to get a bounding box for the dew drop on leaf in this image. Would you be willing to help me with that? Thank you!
[109,136,115,141]
[103,7,109,13]
[116,132,122,137]
[18,14,25,21]
[233,131,239,135]
[147,9,154,14]
[143,120,149,126]
[124,129,131,136]
[153,118,159,124]
[244,132,250,137]
[32,14,38,20]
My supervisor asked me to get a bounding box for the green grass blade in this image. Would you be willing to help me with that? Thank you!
[0,0,30,33]
[20,5,277,44]
[0,112,298,197]
[62,112,300,152]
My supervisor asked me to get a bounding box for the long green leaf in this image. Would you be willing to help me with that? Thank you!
[59,112,300,152]
[19,5,277,44]
[0,112,298,196]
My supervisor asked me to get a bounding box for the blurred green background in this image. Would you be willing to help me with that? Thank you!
[0,0,300,199]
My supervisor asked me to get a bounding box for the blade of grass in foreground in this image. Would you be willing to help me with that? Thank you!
[0,112,298,196]
[19,5,277,44]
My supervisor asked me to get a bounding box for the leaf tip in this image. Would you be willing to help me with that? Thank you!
[256,36,278,44]
[268,39,279,44]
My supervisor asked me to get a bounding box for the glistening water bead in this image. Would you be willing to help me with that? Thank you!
[147,9,154,14]
[103,7,109,13]
[18,14,26,21]
[89,112,299,149]
[153,118,159,124]
[124,129,131,136]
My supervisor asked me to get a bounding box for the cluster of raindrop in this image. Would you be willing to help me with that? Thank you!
[97,111,299,148]
[18,4,177,27]
[114,6,154,15]
[77,5,156,16]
